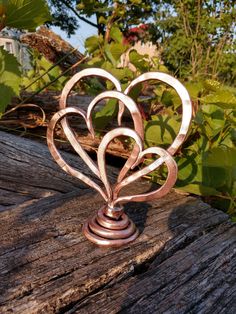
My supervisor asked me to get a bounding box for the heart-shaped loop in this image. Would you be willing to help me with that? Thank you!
[46,68,194,247]
[57,68,146,180]
[59,68,122,109]
[97,127,144,204]
[47,87,146,204]
[47,69,190,210]
[58,68,123,178]
[96,127,177,207]
[119,72,192,156]
[86,90,144,182]
[47,107,108,201]
[114,146,177,205]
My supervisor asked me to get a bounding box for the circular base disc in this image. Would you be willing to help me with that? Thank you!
[83,208,139,247]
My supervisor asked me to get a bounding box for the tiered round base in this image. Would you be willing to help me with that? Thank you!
[83,207,139,247]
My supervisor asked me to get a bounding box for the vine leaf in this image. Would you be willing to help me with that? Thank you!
[201,90,236,109]
[1,0,51,31]
[0,47,21,115]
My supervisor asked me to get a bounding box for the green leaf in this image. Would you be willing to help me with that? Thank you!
[87,56,103,68]
[201,90,236,109]
[102,62,133,82]
[202,106,225,138]
[203,79,221,92]
[110,26,123,44]
[39,56,53,71]
[129,49,149,72]
[185,81,203,99]
[175,147,236,196]
[2,0,51,31]
[0,47,21,115]
[176,153,203,187]
[203,147,236,169]
[104,44,117,66]
[85,35,103,54]
[144,115,180,147]
[174,147,233,195]
[98,15,107,25]
[161,90,174,107]
[203,147,236,194]
[109,42,127,61]
[93,99,118,130]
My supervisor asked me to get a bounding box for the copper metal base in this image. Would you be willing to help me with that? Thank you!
[83,207,139,247]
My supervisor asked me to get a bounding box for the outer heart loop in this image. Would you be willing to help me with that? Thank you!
[119,72,192,156]
[58,68,123,177]
[113,146,178,205]
[60,68,122,109]
[47,107,108,201]
[47,68,193,247]
[58,68,145,180]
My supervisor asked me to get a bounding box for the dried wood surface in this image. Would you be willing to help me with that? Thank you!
[2,92,131,158]
[0,131,235,314]
[0,131,117,211]
[21,27,85,71]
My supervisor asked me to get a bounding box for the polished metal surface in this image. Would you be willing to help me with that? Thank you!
[47,68,192,247]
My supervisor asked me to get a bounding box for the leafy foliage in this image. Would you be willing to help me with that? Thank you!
[46,0,80,36]
[145,81,236,213]
[153,0,236,83]
[77,0,155,35]
[84,20,236,214]
[0,0,51,31]
[22,52,68,92]
[45,0,157,36]
[0,0,51,115]
[0,47,21,115]
[47,0,235,85]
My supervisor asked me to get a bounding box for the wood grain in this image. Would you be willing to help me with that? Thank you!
[0,131,235,313]
[0,131,116,210]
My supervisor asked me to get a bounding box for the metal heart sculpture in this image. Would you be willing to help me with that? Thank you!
[47,68,192,247]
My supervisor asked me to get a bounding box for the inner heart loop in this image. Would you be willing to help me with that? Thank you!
[113,146,178,205]
[97,127,144,204]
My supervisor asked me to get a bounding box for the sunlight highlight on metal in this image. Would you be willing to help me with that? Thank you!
[47,68,192,247]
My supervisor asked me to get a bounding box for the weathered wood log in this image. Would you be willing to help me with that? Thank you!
[0,132,235,313]
[0,130,116,210]
[10,91,93,114]
[1,92,131,158]
[73,222,236,314]
[21,26,85,71]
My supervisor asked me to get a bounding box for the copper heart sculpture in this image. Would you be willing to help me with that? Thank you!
[47,68,192,247]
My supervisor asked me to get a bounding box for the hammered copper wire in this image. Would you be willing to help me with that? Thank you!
[96,208,129,230]
[82,220,139,248]
[47,68,192,247]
